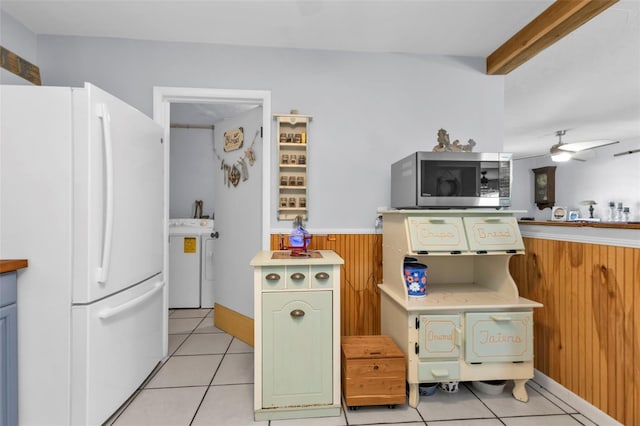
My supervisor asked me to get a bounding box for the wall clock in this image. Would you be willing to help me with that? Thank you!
[532,166,556,210]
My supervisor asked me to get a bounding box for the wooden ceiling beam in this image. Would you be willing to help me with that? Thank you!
[487,0,618,75]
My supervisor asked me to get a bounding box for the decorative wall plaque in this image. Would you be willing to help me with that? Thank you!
[224,127,244,152]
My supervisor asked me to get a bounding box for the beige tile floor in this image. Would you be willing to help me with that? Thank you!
[105,308,616,426]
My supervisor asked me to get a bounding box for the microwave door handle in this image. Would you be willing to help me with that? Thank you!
[95,103,114,284]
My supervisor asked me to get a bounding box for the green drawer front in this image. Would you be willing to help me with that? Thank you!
[286,266,309,289]
[310,266,333,289]
[262,267,285,290]
[465,312,533,363]
[417,361,460,381]
[419,314,461,359]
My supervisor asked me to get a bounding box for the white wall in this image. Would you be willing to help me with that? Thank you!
[30,35,505,232]
[4,10,638,319]
[511,137,640,221]
[1,17,505,319]
[0,11,38,85]
[212,107,263,317]
[169,124,217,219]
[4,10,637,230]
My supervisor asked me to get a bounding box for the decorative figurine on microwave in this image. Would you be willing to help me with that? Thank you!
[432,128,476,153]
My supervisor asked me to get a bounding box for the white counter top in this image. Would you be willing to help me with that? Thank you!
[519,222,640,248]
[250,250,344,266]
[381,209,525,216]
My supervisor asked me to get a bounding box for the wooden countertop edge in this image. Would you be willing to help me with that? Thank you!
[0,259,29,273]
[518,221,640,230]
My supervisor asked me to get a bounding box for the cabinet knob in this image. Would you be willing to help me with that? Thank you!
[265,273,281,281]
[314,272,330,280]
[290,272,305,280]
[290,309,305,318]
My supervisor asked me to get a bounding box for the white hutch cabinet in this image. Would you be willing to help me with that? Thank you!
[379,210,542,407]
[251,250,343,421]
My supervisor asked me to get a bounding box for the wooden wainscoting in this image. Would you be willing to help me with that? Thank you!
[270,234,383,336]
[510,238,639,426]
[213,302,254,347]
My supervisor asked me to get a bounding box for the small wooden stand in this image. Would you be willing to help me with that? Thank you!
[341,335,406,409]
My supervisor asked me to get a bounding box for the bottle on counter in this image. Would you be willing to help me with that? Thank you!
[289,215,310,254]
[616,202,624,222]
[608,201,615,222]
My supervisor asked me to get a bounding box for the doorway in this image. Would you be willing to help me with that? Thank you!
[153,87,271,355]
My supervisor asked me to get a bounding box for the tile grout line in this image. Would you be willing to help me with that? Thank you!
[112,309,213,425]
[465,380,596,425]
[169,309,211,426]
[528,378,595,422]
[457,382,504,423]
[115,309,603,426]
[104,309,207,425]
[188,322,234,425]
[169,308,219,358]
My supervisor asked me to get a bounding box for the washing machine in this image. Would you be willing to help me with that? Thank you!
[168,218,216,308]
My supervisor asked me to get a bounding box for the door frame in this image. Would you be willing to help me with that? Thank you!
[153,86,271,356]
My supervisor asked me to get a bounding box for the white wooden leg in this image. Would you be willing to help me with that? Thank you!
[408,383,419,408]
[512,379,529,402]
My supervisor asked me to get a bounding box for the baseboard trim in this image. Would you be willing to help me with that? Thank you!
[533,369,622,425]
[213,303,254,347]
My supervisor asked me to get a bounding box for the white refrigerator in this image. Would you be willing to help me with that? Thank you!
[0,83,165,425]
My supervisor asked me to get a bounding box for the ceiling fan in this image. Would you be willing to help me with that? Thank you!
[548,130,619,162]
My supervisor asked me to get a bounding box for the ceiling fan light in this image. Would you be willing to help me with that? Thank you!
[550,144,572,162]
[551,152,572,162]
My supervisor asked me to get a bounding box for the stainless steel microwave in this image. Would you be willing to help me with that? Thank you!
[390,152,512,208]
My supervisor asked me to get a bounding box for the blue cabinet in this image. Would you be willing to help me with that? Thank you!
[0,271,18,426]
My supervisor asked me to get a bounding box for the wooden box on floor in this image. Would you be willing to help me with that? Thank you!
[341,335,406,408]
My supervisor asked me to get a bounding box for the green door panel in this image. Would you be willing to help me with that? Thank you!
[262,291,332,408]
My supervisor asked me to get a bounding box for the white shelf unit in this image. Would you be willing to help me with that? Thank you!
[378,209,543,408]
[274,113,311,221]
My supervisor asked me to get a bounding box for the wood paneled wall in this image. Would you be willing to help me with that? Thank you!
[270,234,383,336]
[269,233,639,425]
[510,238,639,426]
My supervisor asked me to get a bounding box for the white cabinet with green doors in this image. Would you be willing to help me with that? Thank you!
[251,250,343,421]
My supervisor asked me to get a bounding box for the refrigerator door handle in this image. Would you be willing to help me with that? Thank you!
[98,281,164,320]
[95,103,114,284]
